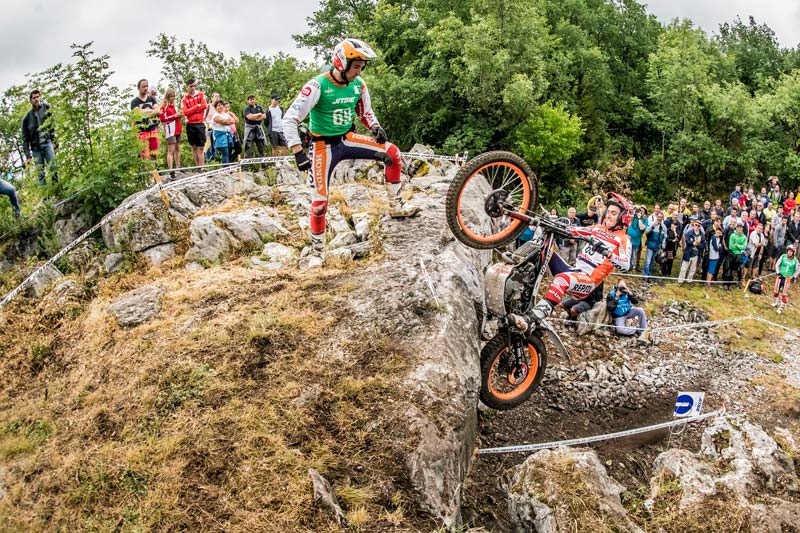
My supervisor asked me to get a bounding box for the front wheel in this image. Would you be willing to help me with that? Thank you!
[445,151,538,249]
[479,331,547,410]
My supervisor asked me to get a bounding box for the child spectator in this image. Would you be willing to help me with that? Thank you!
[210,101,234,164]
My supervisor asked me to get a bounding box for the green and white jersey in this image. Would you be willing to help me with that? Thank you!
[282,72,380,147]
[776,254,798,278]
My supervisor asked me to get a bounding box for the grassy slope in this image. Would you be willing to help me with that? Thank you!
[0,256,436,532]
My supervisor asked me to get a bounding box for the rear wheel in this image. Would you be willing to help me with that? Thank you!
[445,151,537,249]
[479,331,547,410]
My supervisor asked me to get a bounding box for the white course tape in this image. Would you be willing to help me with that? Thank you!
[547,314,800,336]
[478,407,726,455]
[613,270,776,285]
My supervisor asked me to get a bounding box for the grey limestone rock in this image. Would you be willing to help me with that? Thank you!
[107,285,165,327]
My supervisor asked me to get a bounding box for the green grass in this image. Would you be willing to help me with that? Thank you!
[613,272,798,360]
[0,419,53,458]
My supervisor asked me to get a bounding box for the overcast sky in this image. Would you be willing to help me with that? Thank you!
[0,0,798,96]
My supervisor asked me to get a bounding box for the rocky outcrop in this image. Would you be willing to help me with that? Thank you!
[646,416,798,516]
[505,448,642,533]
[87,155,490,525]
[501,418,798,532]
[107,285,165,327]
[184,207,288,264]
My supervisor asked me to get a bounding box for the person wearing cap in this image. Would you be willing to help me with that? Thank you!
[577,204,599,227]
[772,244,798,313]
[266,93,287,156]
[678,215,705,283]
[243,94,268,166]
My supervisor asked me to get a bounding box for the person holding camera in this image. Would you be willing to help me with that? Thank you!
[678,215,705,283]
[606,280,648,342]
[626,205,648,271]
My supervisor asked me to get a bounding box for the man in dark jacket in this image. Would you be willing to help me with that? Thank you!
[787,213,800,247]
[21,90,57,185]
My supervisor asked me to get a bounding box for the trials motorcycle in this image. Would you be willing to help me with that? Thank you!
[445,151,598,410]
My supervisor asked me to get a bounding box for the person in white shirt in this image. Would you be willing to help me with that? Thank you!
[267,94,288,156]
[744,223,766,281]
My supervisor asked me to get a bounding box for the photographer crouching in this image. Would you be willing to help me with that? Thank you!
[606,280,649,344]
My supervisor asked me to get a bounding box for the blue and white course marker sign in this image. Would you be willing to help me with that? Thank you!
[673,392,705,417]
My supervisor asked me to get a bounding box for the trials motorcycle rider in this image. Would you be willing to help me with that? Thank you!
[510,192,633,331]
[282,37,419,259]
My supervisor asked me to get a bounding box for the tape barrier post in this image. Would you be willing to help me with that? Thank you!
[478,407,726,455]
[152,170,171,209]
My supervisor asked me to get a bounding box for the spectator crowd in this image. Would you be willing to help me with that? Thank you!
[128,77,291,174]
[537,181,800,338]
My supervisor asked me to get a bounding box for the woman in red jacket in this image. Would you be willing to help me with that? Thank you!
[159,88,183,176]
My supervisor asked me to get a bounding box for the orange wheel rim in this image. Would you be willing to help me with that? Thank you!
[456,161,531,244]
[488,343,539,401]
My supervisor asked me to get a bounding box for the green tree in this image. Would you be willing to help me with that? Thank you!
[33,42,145,219]
[513,101,584,171]
[718,16,786,93]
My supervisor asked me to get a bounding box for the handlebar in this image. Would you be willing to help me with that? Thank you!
[499,202,594,243]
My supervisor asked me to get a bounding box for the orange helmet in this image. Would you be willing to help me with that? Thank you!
[332,38,377,74]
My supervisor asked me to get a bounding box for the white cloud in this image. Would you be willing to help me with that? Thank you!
[0,0,322,94]
[645,0,800,47]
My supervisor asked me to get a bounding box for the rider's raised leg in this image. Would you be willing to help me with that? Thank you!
[340,133,419,218]
[512,271,596,331]
[308,140,335,258]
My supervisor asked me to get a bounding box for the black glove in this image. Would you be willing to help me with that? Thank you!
[591,239,610,255]
[294,150,311,171]
[371,124,387,144]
